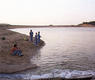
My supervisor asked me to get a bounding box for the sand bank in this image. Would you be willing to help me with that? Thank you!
[0,26,44,73]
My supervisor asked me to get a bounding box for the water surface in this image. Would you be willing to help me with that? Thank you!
[7,27,95,79]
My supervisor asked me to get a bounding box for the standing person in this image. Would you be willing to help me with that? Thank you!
[38,31,41,43]
[35,32,38,45]
[30,30,33,41]
[11,44,23,56]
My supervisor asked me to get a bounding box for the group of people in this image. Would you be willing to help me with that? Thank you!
[11,29,41,57]
[30,30,41,45]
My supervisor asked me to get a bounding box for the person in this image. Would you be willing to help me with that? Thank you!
[34,32,38,45]
[38,31,41,43]
[11,44,23,56]
[30,30,33,41]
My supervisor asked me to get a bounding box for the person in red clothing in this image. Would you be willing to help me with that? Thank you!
[11,44,23,56]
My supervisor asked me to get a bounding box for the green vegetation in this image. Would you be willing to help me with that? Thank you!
[83,21,95,25]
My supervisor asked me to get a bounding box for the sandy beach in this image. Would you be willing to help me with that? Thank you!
[0,25,45,73]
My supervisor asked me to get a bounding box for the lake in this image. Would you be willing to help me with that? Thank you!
[3,27,95,79]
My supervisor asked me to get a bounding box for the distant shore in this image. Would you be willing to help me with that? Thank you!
[7,24,95,28]
[0,23,95,29]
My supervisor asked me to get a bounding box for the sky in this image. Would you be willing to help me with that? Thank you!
[0,0,95,25]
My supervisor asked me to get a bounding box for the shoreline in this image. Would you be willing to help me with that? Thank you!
[0,24,95,29]
[0,26,45,73]
[8,25,95,28]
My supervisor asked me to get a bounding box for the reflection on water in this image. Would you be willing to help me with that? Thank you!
[10,27,95,74]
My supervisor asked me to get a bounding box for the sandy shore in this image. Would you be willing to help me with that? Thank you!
[0,26,44,73]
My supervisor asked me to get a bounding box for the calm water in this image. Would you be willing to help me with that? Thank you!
[6,27,95,79]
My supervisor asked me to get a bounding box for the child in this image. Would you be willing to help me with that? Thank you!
[35,33,38,45]
[11,44,23,56]
[38,31,41,43]
[30,30,33,41]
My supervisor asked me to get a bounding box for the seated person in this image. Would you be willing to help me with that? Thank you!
[11,44,23,56]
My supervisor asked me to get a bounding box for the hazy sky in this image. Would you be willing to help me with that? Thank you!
[0,0,95,25]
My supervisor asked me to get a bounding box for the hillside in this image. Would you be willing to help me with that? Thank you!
[78,21,95,27]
